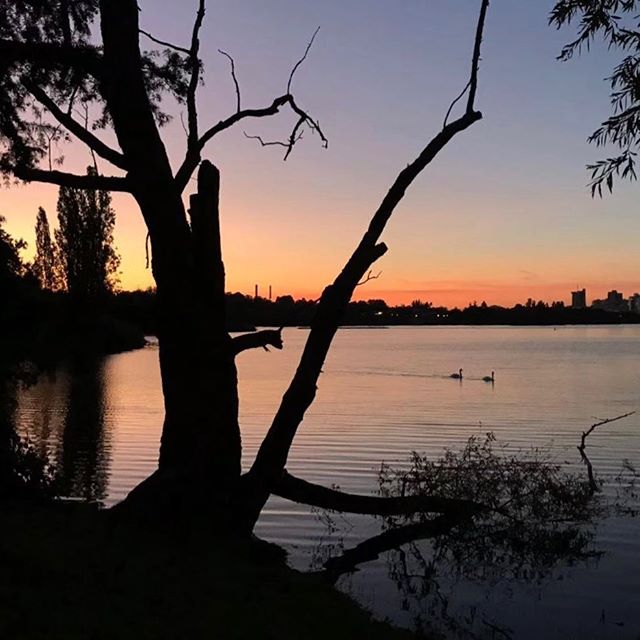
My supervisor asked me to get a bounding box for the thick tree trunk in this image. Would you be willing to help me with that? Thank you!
[100,0,242,523]
[117,167,242,522]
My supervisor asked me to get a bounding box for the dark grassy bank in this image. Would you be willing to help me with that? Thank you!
[0,504,416,640]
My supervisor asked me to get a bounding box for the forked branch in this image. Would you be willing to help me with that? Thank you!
[174,23,326,192]
[175,94,327,192]
[578,411,635,494]
[356,270,382,286]
[443,0,489,127]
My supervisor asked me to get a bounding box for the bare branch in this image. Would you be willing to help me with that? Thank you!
[443,0,489,127]
[287,26,321,94]
[138,29,191,55]
[218,49,241,113]
[175,94,327,193]
[233,328,284,355]
[14,166,131,191]
[356,270,382,287]
[466,0,490,114]
[274,470,484,517]
[25,81,128,170]
[578,411,636,494]
[186,0,206,149]
[287,94,328,157]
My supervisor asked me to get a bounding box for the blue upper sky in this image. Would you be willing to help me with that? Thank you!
[4,0,638,305]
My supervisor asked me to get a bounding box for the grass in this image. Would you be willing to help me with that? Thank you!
[0,503,416,640]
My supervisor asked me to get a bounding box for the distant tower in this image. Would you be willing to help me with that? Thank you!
[254,284,258,299]
[571,288,586,309]
[269,285,272,301]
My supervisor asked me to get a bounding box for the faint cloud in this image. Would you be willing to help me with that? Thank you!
[518,269,539,281]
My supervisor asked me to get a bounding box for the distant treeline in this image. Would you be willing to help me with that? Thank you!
[109,292,640,334]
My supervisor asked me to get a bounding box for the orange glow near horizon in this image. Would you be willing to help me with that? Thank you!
[3,1,640,317]
[4,180,640,311]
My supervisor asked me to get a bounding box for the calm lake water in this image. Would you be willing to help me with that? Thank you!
[15,326,640,639]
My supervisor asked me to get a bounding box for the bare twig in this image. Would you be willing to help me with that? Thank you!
[138,29,190,55]
[284,94,328,160]
[218,49,241,113]
[243,131,292,149]
[244,95,327,162]
[356,270,382,286]
[287,26,320,94]
[578,411,636,494]
[443,80,471,128]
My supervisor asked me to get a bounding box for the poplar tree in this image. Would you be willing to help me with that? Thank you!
[54,167,119,301]
[33,207,58,291]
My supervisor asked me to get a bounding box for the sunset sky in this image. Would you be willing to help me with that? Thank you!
[2,0,639,308]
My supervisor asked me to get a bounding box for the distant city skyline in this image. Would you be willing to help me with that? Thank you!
[2,0,639,308]
[242,283,640,310]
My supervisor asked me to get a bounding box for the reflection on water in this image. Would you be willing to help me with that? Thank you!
[15,359,111,503]
[12,327,640,639]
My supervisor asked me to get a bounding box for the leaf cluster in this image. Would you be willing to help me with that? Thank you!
[550,0,640,194]
[53,166,120,298]
[0,1,192,177]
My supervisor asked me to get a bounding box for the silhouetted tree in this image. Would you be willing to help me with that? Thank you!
[0,0,490,532]
[33,207,58,291]
[54,167,119,301]
[0,215,26,287]
[551,0,640,195]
